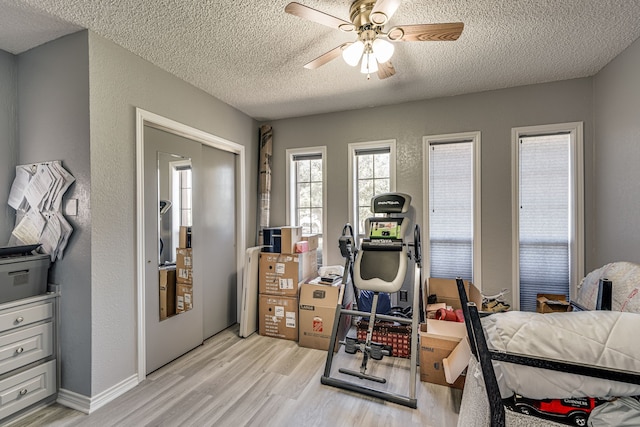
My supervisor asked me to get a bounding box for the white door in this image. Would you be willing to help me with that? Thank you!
[144,126,203,374]
[144,126,238,373]
[201,144,237,339]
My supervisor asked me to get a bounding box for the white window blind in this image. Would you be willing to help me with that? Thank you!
[518,133,570,312]
[429,141,473,280]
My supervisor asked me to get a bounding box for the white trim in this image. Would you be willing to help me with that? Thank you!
[135,108,246,382]
[57,374,138,414]
[285,146,328,264]
[511,128,520,310]
[347,139,396,238]
[511,122,584,310]
[422,131,482,291]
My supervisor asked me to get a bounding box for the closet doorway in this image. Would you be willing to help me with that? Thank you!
[136,109,246,378]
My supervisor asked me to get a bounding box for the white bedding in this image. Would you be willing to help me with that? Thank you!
[482,310,640,399]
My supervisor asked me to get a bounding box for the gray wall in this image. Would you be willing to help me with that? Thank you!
[17,31,92,395]
[0,50,17,244]
[4,30,258,399]
[87,31,258,396]
[593,37,640,266]
[266,78,595,300]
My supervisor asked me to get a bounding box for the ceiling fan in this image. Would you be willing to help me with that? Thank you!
[285,0,464,80]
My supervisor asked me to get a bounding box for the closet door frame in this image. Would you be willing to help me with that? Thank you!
[135,108,246,381]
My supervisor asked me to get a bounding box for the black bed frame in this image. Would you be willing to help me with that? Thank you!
[455,277,640,427]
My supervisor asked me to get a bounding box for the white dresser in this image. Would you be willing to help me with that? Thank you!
[0,292,58,422]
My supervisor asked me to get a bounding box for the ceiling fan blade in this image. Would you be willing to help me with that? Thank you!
[370,0,403,26]
[377,61,396,79]
[388,22,464,42]
[285,2,356,32]
[304,43,352,70]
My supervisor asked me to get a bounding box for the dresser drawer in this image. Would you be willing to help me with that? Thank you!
[0,360,56,420]
[0,303,53,334]
[0,323,53,375]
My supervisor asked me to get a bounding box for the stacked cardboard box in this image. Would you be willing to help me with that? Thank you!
[159,265,176,320]
[301,234,319,251]
[298,282,351,351]
[176,226,193,314]
[258,226,318,341]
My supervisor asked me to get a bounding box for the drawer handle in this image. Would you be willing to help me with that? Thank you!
[15,347,24,354]
[19,388,28,396]
[15,316,24,324]
[8,270,29,277]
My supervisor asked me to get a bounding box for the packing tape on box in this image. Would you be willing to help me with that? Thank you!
[443,337,471,384]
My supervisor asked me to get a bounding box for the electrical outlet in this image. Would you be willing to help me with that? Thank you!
[399,290,408,302]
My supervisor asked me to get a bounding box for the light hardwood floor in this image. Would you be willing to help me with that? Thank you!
[7,325,462,427]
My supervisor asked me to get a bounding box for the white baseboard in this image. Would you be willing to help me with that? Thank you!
[58,374,139,414]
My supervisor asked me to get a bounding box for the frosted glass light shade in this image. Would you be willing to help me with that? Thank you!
[342,41,365,66]
[372,38,394,63]
[360,52,378,74]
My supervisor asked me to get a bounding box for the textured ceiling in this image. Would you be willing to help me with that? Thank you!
[2,0,640,120]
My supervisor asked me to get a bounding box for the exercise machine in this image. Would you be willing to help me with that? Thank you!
[321,192,423,408]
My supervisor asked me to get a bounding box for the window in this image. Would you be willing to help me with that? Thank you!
[286,147,326,265]
[348,140,396,239]
[170,160,192,262]
[177,168,192,227]
[512,123,584,312]
[423,132,481,285]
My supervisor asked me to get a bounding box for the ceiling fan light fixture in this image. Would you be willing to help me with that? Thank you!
[343,40,365,66]
[372,38,394,63]
[360,51,378,74]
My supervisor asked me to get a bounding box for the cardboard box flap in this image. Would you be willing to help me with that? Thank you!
[427,278,482,309]
[422,320,467,340]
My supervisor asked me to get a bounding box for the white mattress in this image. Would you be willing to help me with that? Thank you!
[482,310,640,399]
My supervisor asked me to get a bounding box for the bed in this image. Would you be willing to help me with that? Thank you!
[456,262,640,427]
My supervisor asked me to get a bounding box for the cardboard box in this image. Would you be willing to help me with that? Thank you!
[176,283,193,313]
[176,248,193,284]
[280,226,302,254]
[419,321,467,388]
[179,226,192,248]
[301,234,319,251]
[537,293,570,313]
[294,241,309,253]
[427,278,482,310]
[298,283,350,351]
[159,266,176,320]
[259,251,318,296]
[259,294,298,341]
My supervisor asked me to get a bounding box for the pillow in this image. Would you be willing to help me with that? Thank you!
[575,262,640,312]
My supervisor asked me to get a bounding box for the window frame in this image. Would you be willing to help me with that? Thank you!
[511,122,584,311]
[422,131,482,289]
[285,146,327,264]
[348,139,397,239]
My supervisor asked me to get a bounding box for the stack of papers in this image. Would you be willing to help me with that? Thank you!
[7,161,75,261]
